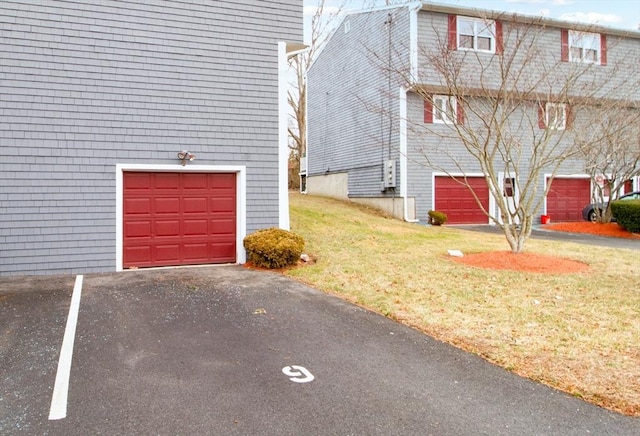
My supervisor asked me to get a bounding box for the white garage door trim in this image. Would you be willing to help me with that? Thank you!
[542,173,590,216]
[115,164,247,272]
[431,172,495,225]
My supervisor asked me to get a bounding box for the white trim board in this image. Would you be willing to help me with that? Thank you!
[115,164,247,272]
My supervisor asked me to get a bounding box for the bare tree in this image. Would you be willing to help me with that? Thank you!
[401,16,640,252]
[576,104,640,222]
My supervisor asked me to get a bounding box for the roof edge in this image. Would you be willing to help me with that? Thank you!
[418,1,640,39]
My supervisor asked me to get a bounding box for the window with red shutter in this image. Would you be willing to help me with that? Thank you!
[561,29,569,62]
[539,102,569,130]
[495,21,504,55]
[425,95,462,125]
[450,15,498,53]
[565,30,603,64]
[424,97,433,123]
[448,15,457,50]
[600,34,607,65]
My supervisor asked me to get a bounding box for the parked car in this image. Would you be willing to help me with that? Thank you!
[582,191,640,222]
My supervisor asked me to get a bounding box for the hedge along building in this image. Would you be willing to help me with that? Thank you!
[0,1,304,276]
[306,1,640,226]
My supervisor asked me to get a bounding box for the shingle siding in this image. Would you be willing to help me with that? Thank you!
[0,0,302,275]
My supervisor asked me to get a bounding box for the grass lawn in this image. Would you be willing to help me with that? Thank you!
[285,192,640,416]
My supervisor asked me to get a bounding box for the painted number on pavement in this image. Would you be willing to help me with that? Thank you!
[282,365,315,383]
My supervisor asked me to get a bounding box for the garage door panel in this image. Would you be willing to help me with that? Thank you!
[155,173,180,190]
[184,197,208,213]
[125,221,151,238]
[124,173,152,190]
[546,178,590,222]
[210,218,235,234]
[123,172,237,268]
[155,198,180,214]
[435,176,489,224]
[183,219,209,236]
[125,198,151,215]
[210,196,235,212]
[155,220,180,237]
[209,173,236,189]
[210,242,237,261]
[183,173,208,189]
[182,243,210,260]
[124,246,152,264]
[155,245,182,262]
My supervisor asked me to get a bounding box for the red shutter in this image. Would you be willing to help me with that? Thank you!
[560,29,569,62]
[600,34,607,65]
[448,15,457,50]
[456,99,465,125]
[495,21,504,55]
[538,103,546,129]
[424,96,433,123]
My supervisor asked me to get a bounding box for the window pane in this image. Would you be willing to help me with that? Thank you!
[458,19,474,35]
[445,99,455,121]
[477,22,493,37]
[477,37,491,51]
[459,35,473,48]
[570,47,582,60]
[584,48,597,62]
[433,97,445,121]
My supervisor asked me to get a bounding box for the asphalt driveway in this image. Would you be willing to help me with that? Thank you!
[1,266,639,435]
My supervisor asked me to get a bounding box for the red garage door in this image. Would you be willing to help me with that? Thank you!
[123,172,236,268]
[435,176,489,224]
[546,177,590,222]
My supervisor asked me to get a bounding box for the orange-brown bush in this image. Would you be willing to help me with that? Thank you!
[243,228,305,269]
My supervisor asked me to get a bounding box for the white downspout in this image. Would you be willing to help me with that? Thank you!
[399,87,418,222]
[278,41,290,230]
[400,4,420,223]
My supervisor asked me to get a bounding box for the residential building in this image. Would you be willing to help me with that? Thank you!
[0,0,303,275]
[307,1,640,224]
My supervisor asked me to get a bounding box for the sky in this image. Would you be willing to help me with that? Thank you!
[303,0,640,41]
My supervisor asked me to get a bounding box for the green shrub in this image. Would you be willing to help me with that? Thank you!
[243,228,305,269]
[427,210,447,226]
[611,199,640,233]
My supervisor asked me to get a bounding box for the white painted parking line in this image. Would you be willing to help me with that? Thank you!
[49,274,83,420]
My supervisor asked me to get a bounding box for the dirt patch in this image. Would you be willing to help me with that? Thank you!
[544,221,640,239]
[452,251,590,274]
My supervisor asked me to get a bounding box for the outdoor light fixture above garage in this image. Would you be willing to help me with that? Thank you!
[177,150,196,166]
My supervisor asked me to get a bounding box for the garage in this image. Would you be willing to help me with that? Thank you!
[434,176,490,224]
[546,177,591,222]
[123,172,237,268]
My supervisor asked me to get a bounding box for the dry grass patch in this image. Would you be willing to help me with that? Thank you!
[286,193,640,416]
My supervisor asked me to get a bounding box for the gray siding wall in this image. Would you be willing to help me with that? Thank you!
[408,10,640,219]
[307,7,411,198]
[0,0,302,275]
[416,11,640,100]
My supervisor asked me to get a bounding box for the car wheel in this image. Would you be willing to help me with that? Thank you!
[588,210,598,222]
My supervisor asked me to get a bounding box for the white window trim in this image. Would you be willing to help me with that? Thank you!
[457,16,496,54]
[545,102,567,131]
[568,30,601,64]
[433,95,457,125]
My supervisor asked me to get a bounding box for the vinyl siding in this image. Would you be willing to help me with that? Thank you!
[307,7,411,197]
[0,0,302,275]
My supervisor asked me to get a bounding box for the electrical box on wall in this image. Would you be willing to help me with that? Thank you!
[383,159,396,189]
